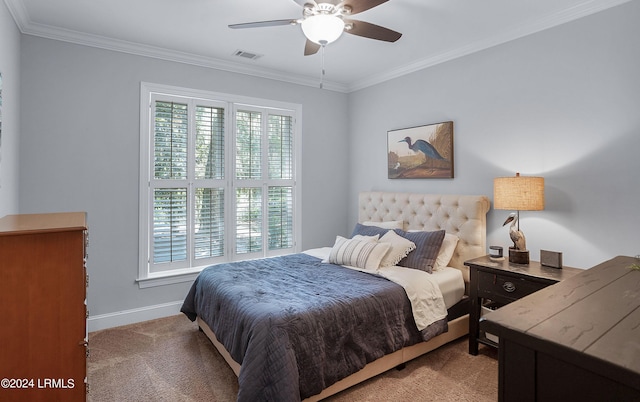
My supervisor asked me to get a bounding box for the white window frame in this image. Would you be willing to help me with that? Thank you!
[137,82,302,288]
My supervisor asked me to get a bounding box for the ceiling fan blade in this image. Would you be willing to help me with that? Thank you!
[343,0,389,15]
[229,19,298,29]
[304,40,321,56]
[344,19,402,42]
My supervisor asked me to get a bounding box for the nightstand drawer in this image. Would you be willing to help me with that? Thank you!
[477,271,547,303]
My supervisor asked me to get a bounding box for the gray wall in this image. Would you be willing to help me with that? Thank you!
[347,1,640,269]
[18,36,349,317]
[0,2,20,216]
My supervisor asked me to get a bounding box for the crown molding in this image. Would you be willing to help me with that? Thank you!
[3,0,29,31]
[21,21,349,93]
[3,0,348,93]
[5,0,631,93]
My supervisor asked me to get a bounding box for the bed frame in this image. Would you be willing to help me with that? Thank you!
[197,191,490,401]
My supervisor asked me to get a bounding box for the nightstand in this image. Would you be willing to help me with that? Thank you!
[465,255,581,355]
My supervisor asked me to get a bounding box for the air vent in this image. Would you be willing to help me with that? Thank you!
[233,50,263,60]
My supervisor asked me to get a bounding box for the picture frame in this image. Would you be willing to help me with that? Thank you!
[388,121,454,179]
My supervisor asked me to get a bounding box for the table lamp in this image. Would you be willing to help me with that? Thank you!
[493,172,545,264]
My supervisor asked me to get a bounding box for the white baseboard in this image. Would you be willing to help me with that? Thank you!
[88,301,183,332]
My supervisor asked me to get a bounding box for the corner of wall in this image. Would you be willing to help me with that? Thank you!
[0,1,21,216]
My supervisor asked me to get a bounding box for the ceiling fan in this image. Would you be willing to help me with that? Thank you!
[229,0,402,56]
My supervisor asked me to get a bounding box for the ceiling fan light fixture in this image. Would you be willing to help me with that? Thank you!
[301,14,345,45]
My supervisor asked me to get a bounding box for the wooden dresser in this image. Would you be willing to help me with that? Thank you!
[482,256,640,401]
[0,213,88,402]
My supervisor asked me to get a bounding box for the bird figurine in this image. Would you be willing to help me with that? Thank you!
[398,136,446,161]
[503,212,526,251]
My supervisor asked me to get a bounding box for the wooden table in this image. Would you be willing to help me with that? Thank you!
[482,255,640,401]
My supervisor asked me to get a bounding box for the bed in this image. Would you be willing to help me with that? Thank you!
[181,191,490,401]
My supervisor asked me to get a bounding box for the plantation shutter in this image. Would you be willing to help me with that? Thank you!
[152,101,188,265]
[268,114,294,251]
[150,98,227,271]
[235,109,263,255]
[234,108,295,257]
[268,186,293,250]
[141,84,299,281]
[194,105,225,260]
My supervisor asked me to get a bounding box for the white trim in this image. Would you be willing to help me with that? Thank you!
[138,82,151,282]
[4,0,631,93]
[141,82,303,114]
[136,270,201,289]
[87,301,183,332]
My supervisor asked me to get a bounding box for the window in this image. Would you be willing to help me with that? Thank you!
[138,83,301,287]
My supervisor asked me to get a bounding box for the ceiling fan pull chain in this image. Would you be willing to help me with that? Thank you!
[320,44,326,89]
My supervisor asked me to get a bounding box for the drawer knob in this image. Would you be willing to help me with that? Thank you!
[503,281,516,292]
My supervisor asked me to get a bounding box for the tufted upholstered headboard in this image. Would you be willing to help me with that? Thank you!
[358,192,490,286]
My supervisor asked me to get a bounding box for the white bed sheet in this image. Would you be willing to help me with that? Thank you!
[303,247,465,310]
[431,266,466,309]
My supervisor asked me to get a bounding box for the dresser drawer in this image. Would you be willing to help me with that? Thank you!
[477,271,548,303]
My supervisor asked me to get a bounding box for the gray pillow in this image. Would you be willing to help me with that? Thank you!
[350,223,390,238]
[394,229,445,273]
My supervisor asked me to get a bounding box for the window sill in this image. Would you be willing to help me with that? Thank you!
[136,267,204,289]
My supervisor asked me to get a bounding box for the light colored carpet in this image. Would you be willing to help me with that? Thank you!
[88,314,498,401]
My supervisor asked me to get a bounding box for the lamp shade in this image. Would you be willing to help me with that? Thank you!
[301,14,345,45]
[494,173,544,211]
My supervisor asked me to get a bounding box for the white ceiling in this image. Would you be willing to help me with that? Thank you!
[4,0,631,92]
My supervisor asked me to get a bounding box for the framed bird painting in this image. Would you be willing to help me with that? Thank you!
[387,121,454,179]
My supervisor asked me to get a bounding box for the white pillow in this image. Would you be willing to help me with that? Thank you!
[352,234,380,242]
[378,230,416,267]
[434,233,459,271]
[362,220,404,230]
[325,236,391,271]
